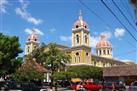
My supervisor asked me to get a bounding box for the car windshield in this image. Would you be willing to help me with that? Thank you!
[134,82,137,86]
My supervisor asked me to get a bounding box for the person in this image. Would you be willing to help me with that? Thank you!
[76,82,85,91]
[112,82,116,91]
[47,86,53,91]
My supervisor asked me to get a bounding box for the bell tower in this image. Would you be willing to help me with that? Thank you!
[25,30,39,55]
[72,10,90,47]
[71,10,92,65]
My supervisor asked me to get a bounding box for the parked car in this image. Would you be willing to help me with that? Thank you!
[0,81,48,91]
[83,81,103,90]
[103,82,125,90]
[57,80,71,87]
[129,81,137,90]
[68,82,81,90]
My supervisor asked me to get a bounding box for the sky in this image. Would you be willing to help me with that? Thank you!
[0,0,137,63]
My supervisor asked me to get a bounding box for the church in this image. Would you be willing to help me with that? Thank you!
[24,11,132,67]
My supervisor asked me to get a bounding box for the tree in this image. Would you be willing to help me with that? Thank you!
[27,43,70,90]
[0,33,23,76]
[52,71,76,81]
[67,66,103,80]
[43,43,70,88]
[13,59,46,81]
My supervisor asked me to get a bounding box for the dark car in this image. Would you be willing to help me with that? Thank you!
[0,81,47,91]
[129,81,137,90]
[103,82,125,90]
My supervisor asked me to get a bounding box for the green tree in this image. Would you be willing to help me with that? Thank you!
[43,43,70,88]
[52,71,76,81]
[67,66,103,80]
[0,33,23,76]
[27,43,70,90]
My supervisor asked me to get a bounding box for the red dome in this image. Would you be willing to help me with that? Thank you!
[27,30,38,42]
[96,40,111,48]
[73,10,88,30]
[73,19,88,29]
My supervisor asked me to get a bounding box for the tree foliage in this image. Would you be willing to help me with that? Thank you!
[52,71,76,81]
[13,59,44,81]
[0,33,23,76]
[67,66,103,79]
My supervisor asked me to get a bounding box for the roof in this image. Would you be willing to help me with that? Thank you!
[45,43,69,49]
[103,65,137,77]
[92,55,125,64]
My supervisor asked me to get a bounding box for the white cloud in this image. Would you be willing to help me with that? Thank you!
[25,28,44,35]
[100,31,111,39]
[49,27,56,33]
[0,0,8,13]
[60,36,72,42]
[90,36,99,48]
[114,28,125,39]
[15,0,42,25]
[34,28,44,35]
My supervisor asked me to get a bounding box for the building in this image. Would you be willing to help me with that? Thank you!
[25,11,127,67]
[103,65,137,85]
[25,30,39,55]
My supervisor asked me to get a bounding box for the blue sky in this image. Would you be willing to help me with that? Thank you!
[0,0,137,63]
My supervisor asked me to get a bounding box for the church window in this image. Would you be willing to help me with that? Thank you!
[99,50,101,55]
[78,57,80,63]
[76,25,79,28]
[35,39,37,41]
[86,52,88,56]
[76,35,79,44]
[76,52,79,56]
[85,35,88,44]
[107,50,109,54]
[85,25,87,28]
[94,61,96,66]
[27,46,30,52]
[74,57,76,63]
[103,50,106,55]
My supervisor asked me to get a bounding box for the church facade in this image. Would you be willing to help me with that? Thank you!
[25,11,128,67]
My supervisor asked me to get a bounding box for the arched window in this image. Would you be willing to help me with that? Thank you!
[78,57,80,63]
[74,57,76,63]
[103,50,106,55]
[107,50,109,54]
[76,35,79,44]
[94,61,96,66]
[76,52,79,56]
[85,35,88,44]
[86,52,88,56]
[76,25,79,28]
[99,50,101,55]
[27,46,30,52]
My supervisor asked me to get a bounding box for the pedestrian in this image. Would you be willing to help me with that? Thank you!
[112,82,116,91]
[47,86,53,91]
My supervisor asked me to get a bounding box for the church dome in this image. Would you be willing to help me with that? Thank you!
[96,35,112,48]
[73,10,88,29]
[27,30,38,42]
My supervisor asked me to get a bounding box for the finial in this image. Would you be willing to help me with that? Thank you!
[79,10,83,20]
[100,34,106,40]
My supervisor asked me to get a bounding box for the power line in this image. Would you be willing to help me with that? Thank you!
[101,0,137,42]
[121,0,135,22]
[78,0,113,29]
[112,0,137,33]
[78,0,136,48]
